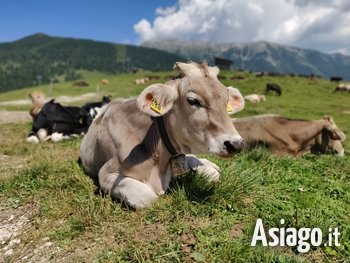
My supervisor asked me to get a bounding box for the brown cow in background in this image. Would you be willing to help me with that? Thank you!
[232,115,345,157]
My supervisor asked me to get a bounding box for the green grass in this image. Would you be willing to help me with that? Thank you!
[0,70,349,262]
[0,69,168,106]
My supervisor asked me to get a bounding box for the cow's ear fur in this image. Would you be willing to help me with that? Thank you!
[137,84,178,116]
[227,86,245,114]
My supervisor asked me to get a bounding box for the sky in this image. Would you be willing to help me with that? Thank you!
[1,0,350,54]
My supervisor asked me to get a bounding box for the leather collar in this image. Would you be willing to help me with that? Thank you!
[153,116,179,156]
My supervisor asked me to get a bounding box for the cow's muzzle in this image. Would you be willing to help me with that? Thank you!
[224,139,244,154]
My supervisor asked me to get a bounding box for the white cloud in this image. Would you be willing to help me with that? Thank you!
[133,0,350,54]
[155,6,177,16]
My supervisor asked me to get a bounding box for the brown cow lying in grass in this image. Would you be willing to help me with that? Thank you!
[80,62,245,209]
[232,115,346,157]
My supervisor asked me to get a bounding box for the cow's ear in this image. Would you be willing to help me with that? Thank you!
[323,115,334,123]
[208,66,220,76]
[326,127,346,141]
[226,86,245,114]
[137,84,178,116]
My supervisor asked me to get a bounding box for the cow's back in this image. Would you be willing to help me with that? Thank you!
[233,115,294,150]
[234,115,280,139]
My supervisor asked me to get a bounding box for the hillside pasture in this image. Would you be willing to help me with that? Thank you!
[0,70,349,262]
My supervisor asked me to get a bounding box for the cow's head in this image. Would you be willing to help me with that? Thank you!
[312,116,346,156]
[323,116,346,141]
[137,62,245,156]
[29,91,46,105]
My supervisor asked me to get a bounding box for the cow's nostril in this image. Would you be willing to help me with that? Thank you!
[224,141,235,153]
[224,141,242,153]
[224,140,244,153]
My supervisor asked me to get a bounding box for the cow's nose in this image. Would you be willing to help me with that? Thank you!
[224,139,244,153]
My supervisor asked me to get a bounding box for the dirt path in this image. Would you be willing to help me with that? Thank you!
[0,93,100,124]
[0,111,31,123]
[0,92,97,106]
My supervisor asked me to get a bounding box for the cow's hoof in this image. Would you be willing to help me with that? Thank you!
[199,162,221,182]
[187,156,221,182]
[27,135,39,143]
[51,132,63,142]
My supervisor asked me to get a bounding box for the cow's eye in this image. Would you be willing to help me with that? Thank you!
[187,97,202,107]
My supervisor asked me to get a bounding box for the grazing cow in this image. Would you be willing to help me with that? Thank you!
[265,83,282,96]
[232,115,346,157]
[28,91,47,118]
[27,96,111,143]
[333,83,350,93]
[164,75,177,80]
[146,75,161,80]
[80,62,245,209]
[244,94,266,103]
[255,72,267,78]
[330,76,343,82]
[73,80,89,87]
[308,74,321,81]
[134,77,149,85]
[101,79,109,85]
[230,76,246,80]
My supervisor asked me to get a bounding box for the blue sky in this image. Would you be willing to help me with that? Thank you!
[0,0,176,44]
[1,0,349,54]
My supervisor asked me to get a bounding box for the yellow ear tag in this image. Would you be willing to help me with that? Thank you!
[150,98,163,114]
[227,104,234,113]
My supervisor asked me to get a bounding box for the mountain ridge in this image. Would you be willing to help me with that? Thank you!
[142,39,350,80]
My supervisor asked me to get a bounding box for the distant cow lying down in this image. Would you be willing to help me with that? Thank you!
[232,115,345,157]
[333,83,350,93]
[244,94,266,103]
[80,62,245,209]
[27,96,111,143]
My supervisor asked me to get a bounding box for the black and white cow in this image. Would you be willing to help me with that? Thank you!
[82,95,111,125]
[27,96,111,143]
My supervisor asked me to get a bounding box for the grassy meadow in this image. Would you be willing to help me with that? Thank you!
[0,69,349,262]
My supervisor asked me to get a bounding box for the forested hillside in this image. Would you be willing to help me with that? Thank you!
[0,34,184,92]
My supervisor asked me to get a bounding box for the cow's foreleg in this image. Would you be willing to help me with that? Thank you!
[98,159,157,209]
[111,176,158,209]
[185,155,221,182]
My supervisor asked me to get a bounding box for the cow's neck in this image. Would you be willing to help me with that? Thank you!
[121,119,172,171]
[154,116,181,156]
[154,115,191,176]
